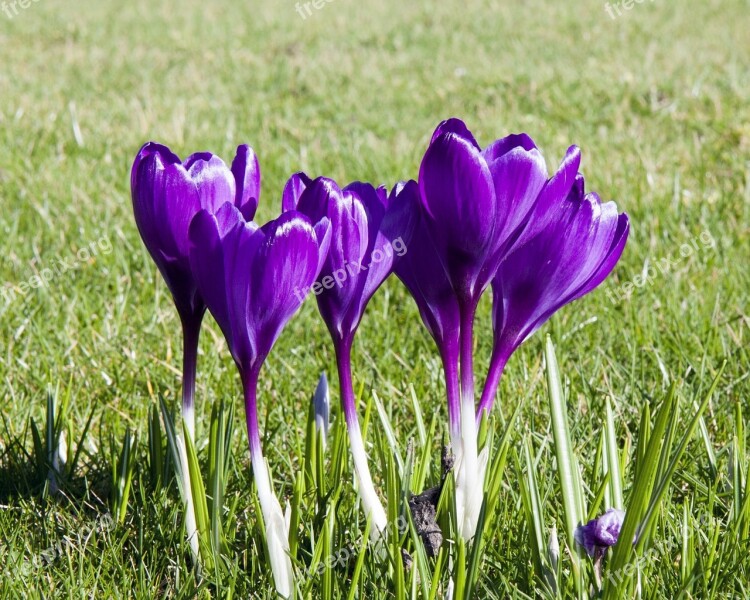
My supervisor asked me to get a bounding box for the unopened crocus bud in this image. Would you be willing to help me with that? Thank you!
[313,373,330,441]
[574,508,626,556]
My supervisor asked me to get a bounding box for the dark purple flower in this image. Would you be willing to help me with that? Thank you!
[282,173,416,532]
[398,119,629,541]
[575,508,626,556]
[477,147,629,417]
[408,120,548,398]
[392,181,462,430]
[130,142,260,437]
[395,119,547,540]
[283,174,415,343]
[188,202,330,595]
[188,202,330,397]
[419,118,548,307]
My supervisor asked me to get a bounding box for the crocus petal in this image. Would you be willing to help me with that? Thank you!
[490,159,630,364]
[481,132,537,163]
[131,143,208,320]
[294,176,408,342]
[574,522,598,556]
[347,181,394,317]
[477,140,548,288]
[282,171,312,212]
[248,211,325,361]
[513,146,582,248]
[187,203,247,348]
[133,145,199,262]
[297,177,343,226]
[131,143,183,257]
[393,184,460,349]
[575,508,625,556]
[485,143,547,252]
[231,144,261,220]
[431,117,480,149]
[419,132,497,299]
[313,217,333,274]
[184,152,236,217]
[593,509,626,546]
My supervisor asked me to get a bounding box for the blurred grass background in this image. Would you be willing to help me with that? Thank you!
[0,0,748,596]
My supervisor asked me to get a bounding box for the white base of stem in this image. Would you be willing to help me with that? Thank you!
[348,422,388,535]
[252,452,293,598]
[452,399,488,541]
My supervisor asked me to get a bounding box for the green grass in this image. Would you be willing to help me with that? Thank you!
[1,0,749,597]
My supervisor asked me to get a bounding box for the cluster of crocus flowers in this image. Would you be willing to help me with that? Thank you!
[132,143,328,596]
[131,142,260,562]
[130,117,629,592]
[395,119,629,539]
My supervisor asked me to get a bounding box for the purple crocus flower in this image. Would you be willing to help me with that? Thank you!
[188,203,330,597]
[575,508,626,556]
[131,142,260,438]
[131,143,259,563]
[418,119,547,424]
[397,119,547,539]
[392,182,461,429]
[283,174,415,533]
[476,148,630,417]
[419,118,548,309]
[399,119,629,540]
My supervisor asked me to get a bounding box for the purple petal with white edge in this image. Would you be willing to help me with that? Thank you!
[187,203,248,352]
[248,211,324,361]
[513,146,581,248]
[184,152,236,216]
[490,165,629,360]
[349,182,394,318]
[313,217,332,274]
[294,178,370,340]
[481,133,538,163]
[430,118,480,149]
[231,144,261,220]
[296,177,342,226]
[282,172,312,212]
[134,145,200,262]
[478,143,548,285]
[381,180,419,254]
[487,145,547,244]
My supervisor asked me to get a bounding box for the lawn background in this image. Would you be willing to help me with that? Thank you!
[0,0,748,597]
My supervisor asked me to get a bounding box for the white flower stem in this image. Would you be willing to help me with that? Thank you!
[251,449,293,598]
[336,342,388,535]
[245,369,293,598]
[347,419,388,534]
[176,434,200,564]
[453,302,485,541]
